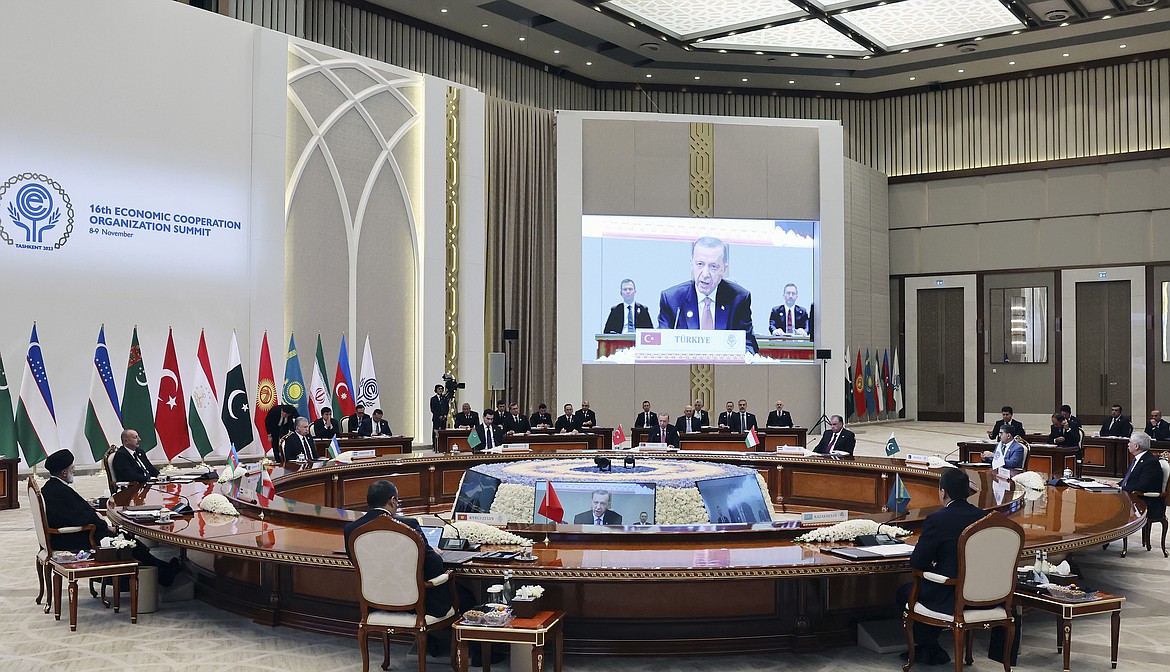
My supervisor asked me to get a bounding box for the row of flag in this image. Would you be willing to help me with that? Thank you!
[846,347,902,421]
[0,324,384,468]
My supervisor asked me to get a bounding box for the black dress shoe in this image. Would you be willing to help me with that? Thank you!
[900,647,950,666]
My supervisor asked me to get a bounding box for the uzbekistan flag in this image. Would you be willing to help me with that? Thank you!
[14,324,58,467]
[83,326,122,462]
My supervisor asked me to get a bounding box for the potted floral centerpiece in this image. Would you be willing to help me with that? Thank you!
[511,584,544,618]
[96,536,137,562]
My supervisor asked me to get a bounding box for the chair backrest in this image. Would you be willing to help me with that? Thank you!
[1019,442,1031,470]
[346,515,426,615]
[956,511,1024,607]
[1158,459,1170,498]
[27,478,51,554]
[102,445,118,492]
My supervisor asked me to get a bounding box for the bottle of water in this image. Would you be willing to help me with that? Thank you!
[502,569,514,605]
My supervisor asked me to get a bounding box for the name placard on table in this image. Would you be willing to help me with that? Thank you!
[801,509,850,525]
[634,329,745,363]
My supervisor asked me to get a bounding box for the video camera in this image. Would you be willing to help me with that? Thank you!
[442,372,466,401]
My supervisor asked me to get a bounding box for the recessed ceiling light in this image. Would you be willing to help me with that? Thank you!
[1008,61,1015,65]
[694,76,701,80]
[1148,7,1156,11]
[518,37,525,41]
[593,5,601,10]
[958,69,964,73]
[909,76,916,81]
[661,36,668,41]
[974,37,983,41]
[901,49,909,53]
[755,51,764,55]
[440,7,448,12]
[1011,30,1020,35]
[1102,15,1111,20]
[1063,53,1069,57]
[835,82,841,86]
[826,54,834,59]
[1059,22,1069,27]
[646,74,652,78]
[790,52,799,57]
[789,80,795,84]
[862,55,871,59]
[481,23,488,28]
[718,49,727,53]
[1120,44,1127,48]
[936,43,944,47]
[586,61,593,65]
[741,78,748,82]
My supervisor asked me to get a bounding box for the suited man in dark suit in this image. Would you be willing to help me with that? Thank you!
[529,403,553,429]
[454,403,479,429]
[717,401,735,429]
[812,415,857,455]
[283,418,319,461]
[896,468,988,666]
[692,399,710,428]
[42,450,181,585]
[110,429,159,483]
[766,400,794,428]
[603,278,653,334]
[358,409,393,437]
[493,402,508,432]
[1059,404,1081,430]
[574,401,597,430]
[656,236,759,354]
[311,407,340,440]
[987,406,1025,439]
[633,400,658,428]
[503,403,530,435]
[1145,410,1170,441]
[267,404,299,454]
[729,399,758,433]
[473,411,503,452]
[1100,404,1134,437]
[554,404,576,433]
[1120,432,1166,522]
[430,385,449,437]
[572,489,623,525]
[768,283,811,338]
[344,480,451,617]
[1048,413,1080,452]
[346,404,368,435]
[648,414,680,449]
[676,406,702,434]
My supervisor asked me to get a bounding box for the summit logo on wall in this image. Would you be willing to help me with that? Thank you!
[0,173,74,251]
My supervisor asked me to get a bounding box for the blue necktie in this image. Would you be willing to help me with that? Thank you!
[627,305,634,332]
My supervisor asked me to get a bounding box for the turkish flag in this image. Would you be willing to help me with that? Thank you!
[537,481,564,524]
[640,331,661,345]
[613,424,626,446]
[254,332,278,452]
[155,328,191,461]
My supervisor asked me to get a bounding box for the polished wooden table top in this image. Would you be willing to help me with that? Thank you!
[108,453,1145,578]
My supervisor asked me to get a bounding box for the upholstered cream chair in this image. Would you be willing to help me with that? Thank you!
[1120,458,1170,558]
[346,515,459,672]
[28,477,97,612]
[903,511,1025,672]
[101,445,119,493]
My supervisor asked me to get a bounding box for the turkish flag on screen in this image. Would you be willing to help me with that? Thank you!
[538,482,564,524]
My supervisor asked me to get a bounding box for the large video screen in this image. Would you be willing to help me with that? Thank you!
[696,474,771,524]
[533,480,656,525]
[452,470,502,514]
[582,215,816,364]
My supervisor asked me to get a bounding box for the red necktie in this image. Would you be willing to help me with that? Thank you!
[701,298,714,330]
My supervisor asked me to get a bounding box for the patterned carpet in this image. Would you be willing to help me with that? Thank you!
[1,421,1165,671]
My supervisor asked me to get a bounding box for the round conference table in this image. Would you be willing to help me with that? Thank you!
[108,452,1144,656]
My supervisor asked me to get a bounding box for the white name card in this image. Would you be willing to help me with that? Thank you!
[777,446,804,455]
[634,328,746,363]
[345,449,377,459]
[638,442,674,451]
[905,453,931,465]
[500,443,531,453]
[454,512,508,526]
[801,510,850,525]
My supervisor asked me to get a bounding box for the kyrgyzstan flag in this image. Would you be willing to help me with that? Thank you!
[852,349,867,418]
[253,331,278,452]
[155,328,191,461]
[538,481,564,524]
[613,424,626,446]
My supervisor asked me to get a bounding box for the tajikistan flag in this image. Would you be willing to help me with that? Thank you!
[15,324,58,467]
[83,326,122,462]
[189,329,231,458]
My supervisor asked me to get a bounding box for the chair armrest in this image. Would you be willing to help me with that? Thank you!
[47,524,97,548]
[425,570,452,588]
[920,570,955,585]
[1142,492,1161,498]
[52,526,86,534]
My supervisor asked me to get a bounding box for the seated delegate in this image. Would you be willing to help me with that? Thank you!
[981,426,1025,469]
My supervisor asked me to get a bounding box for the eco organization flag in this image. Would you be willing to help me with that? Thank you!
[14,324,58,467]
[221,332,254,451]
[83,326,122,462]
[357,335,380,412]
[189,329,230,458]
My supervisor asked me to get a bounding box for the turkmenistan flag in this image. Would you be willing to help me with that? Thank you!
[83,326,122,462]
[221,332,254,451]
[122,327,157,452]
[14,324,58,467]
[0,350,17,460]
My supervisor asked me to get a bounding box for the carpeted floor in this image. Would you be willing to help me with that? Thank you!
[1,421,1165,671]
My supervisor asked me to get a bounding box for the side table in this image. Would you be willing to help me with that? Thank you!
[50,557,139,631]
[453,610,564,672]
[1014,589,1124,672]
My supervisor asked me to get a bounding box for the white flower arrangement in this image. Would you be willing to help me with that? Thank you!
[161,464,181,474]
[333,451,356,464]
[199,492,240,516]
[110,537,137,550]
[514,585,544,600]
[656,486,712,524]
[217,464,243,483]
[794,518,911,543]
[755,473,778,520]
[452,520,534,546]
[1012,471,1047,492]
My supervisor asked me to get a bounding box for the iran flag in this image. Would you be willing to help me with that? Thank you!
[307,334,331,421]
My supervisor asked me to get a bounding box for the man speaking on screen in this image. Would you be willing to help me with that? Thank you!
[657,236,758,353]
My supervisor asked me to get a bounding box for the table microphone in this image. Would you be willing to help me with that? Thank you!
[170,454,218,478]
[857,509,910,547]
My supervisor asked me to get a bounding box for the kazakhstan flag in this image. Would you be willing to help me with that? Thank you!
[283,333,310,419]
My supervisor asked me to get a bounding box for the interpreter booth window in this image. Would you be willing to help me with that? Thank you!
[1162,281,1169,362]
[989,287,1048,363]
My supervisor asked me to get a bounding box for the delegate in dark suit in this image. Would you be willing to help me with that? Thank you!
[554,414,575,433]
[908,499,989,615]
[343,509,451,617]
[529,411,553,428]
[657,280,759,354]
[473,424,503,452]
[768,304,810,335]
[1147,419,1170,441]
[694,409,710,427]
[573,509,623,525]
[311,417,339,440]
[634,410,658,428]
[1100,414,1133,437]
[282,432,318,461]
[648,423,680,449]
[358,416,393,437]
[42,477,116,551]
[603,302,652,334]
[766,410,794,428]
[675,415,702,434]
[111,445,160,483]
[813,428,857,455]
[717,411,734,428]
[502,413,530,434]
[729,412,758,433]
[1121,450,1167,520]
[430,393,450,431]
[573,408,597,429]
[988,418,1025,439]
[454,410,479,428]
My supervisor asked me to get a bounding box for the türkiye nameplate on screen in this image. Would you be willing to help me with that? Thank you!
[635,329,745,363]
